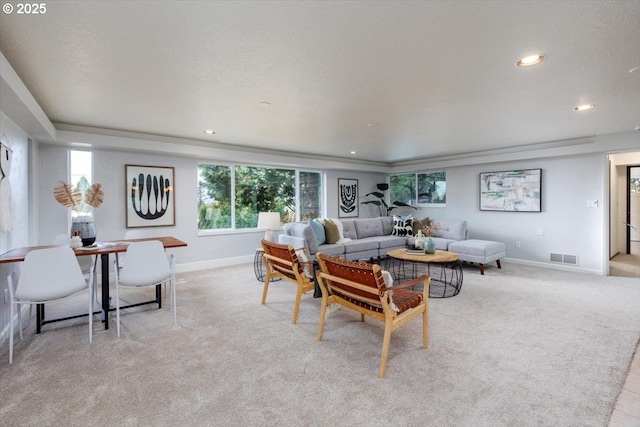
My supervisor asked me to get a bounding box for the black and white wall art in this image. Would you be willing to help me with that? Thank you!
[126,164,175,227]
[338,178,358,218]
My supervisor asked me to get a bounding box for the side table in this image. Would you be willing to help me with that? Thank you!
[254,248,280,282]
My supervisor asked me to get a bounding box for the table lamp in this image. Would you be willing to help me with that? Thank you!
[257,212,281,241]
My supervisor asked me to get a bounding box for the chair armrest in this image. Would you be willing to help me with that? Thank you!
[388,275,429,291]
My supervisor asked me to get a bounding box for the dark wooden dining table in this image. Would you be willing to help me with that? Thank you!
[0,236,187,331]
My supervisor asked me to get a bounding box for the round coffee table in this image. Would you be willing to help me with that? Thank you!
[386,248,463,298]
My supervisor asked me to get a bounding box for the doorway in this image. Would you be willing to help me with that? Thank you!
[608,153,640,278]
[628,166,640,255]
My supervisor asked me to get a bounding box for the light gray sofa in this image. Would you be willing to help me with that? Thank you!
[278,217,468,261]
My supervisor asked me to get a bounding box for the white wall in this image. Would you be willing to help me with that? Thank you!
[37,145,386,273]
[0,112,34,338]
[407,154,606,272]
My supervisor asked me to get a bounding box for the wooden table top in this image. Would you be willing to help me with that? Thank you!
[0,236,187,264]
[387,248,459,263]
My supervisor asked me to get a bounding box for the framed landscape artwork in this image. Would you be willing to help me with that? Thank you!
[479,169,542,212]
[338,178,358,218]
[126,165,176,227]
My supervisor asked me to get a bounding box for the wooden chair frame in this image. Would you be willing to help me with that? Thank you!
[316,252,430,378]
[261,239,315,324]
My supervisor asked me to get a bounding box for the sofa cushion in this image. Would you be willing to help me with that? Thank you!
[341,220,358,240]
[391,214,413,236]
[315,243,345,257]
[381,216,394,235]
[323,219,341,244]
[432,219,467,241]
[376,235,409,249]
[354,217,384,239]
[343,238,379,254]
[308,219,326,245]
[286,222,319,254]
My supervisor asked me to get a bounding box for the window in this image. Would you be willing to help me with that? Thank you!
[299,171,322,222]
[69,150,92,217]
[417,171,446,205]
[390,173,416,205]
[390,171,447,207]
[197,164,322,231]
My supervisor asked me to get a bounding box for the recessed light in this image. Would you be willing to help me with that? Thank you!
[350,151,357,155]
[630,66,640,74]
[260,101,271,107]
[367,123,379,128]
[516,54,544,67]
[204,130,216,135]
[573,104,595,111]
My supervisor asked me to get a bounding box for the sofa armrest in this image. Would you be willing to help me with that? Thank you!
[278,234,308,254]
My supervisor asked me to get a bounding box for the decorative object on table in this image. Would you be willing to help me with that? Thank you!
[424,237,436,254]
[360,182,416,216]
[53,177,103,246]
[0,135,13,232]
[417,171,447,206]
[70,233,83,249]
[257,212,281,241]
[337,178,359,218]
[479,168,542,212]
[125,164,175,228]
[414,229,425,249]
[422,220,441,237]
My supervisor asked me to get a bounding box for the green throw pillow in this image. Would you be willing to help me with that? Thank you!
[323,219,341,244]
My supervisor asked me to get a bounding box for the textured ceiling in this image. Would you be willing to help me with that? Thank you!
[1,1,639,163]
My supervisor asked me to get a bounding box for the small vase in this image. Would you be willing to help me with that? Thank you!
[425,237,436,254]
[71,215,97,246]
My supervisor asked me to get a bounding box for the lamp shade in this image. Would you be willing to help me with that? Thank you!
[257,212,281,241]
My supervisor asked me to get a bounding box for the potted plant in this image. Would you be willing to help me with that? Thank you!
[53,177,104,246]
[360,183,416,216]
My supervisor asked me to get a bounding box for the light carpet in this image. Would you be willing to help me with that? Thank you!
[1,262,639,426]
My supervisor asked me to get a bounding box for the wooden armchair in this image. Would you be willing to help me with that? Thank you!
[315,252,430,378]
[261,239,315,324]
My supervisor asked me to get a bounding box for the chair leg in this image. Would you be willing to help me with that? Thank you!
[17,302,23,340]
[422,308,429,349]
[479,264,485,275]
[88,280,93,344]
[497,259,502,269]
[171,276,177,326]
[379,321,393,379]
[116,283,121,338]
[261,276,271,305]
[9,301,15,364]
[292,286,303,324]
[317,297,328,341]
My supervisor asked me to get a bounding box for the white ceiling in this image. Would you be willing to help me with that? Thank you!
[1,1,639,164]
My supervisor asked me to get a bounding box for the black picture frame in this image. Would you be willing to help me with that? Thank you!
[338,178,359,218]
[126,164,176,227]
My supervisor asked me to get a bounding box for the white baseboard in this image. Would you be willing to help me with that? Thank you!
[503,257,603,276]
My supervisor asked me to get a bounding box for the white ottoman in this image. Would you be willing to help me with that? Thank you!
[448,239,506,275]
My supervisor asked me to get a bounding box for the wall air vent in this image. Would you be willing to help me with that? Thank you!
[550,253,578,265]
[550,253,563,263]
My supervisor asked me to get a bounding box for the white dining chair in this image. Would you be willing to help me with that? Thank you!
[54,233,99,309]
[114,240,176,337]
[8,246,94,364]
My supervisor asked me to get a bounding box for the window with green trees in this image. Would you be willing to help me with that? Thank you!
[390,171,447,206]
[197,164,322,231]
